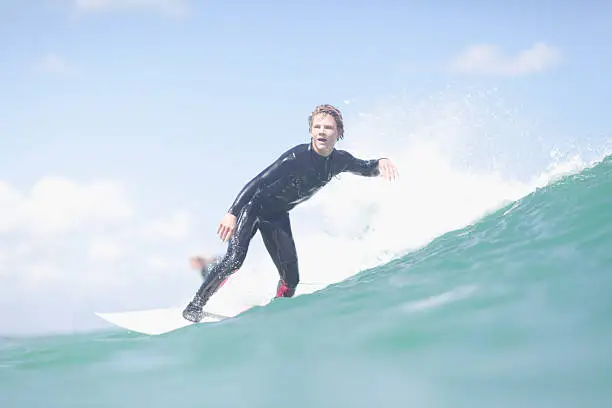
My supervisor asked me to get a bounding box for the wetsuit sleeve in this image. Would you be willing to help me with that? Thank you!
[227,147,297,216]
[337,150,383,177]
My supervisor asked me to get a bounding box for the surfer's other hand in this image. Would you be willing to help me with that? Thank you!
[217,213,237,242]
[378,158,399,182]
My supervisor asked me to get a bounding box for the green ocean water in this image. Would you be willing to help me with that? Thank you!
[1,155,611,407]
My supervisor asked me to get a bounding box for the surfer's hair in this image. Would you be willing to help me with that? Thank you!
[308,104,344,140]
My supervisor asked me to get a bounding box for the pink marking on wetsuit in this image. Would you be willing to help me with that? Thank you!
[218,269,238,289]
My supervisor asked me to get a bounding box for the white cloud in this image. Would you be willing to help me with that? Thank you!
[0,242,34,278]
[0,177,133,236]
[74,0,188,15]
[88,238,125,261]
[37,53,73,75]
[145,255,186,271]
[0,176,203,335]
[449,42,561,76]
[141,210,192,240]
[21,261,64,285]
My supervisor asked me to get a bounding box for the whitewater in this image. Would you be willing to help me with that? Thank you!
[1,91,611,407]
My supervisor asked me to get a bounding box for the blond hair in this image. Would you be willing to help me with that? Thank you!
[308,104,344,140]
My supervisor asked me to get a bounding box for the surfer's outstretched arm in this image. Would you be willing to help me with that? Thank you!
[337,150,399,181]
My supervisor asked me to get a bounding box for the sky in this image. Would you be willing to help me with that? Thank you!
[1,0,611,335]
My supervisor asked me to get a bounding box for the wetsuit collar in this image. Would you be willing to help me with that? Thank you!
[309,141,334,159]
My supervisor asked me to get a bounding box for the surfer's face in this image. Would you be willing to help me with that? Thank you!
[310,113,339,157]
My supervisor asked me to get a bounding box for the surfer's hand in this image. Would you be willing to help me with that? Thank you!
[217,213,237,242]
[378,158,399,182]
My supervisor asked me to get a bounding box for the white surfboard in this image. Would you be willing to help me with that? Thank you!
[95,265,341,335]
[95,272,260,335]
[95,304,252,336]
[95,264,262,335]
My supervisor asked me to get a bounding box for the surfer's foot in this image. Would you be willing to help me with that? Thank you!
[182,298,204,322]
[275,279,295,298]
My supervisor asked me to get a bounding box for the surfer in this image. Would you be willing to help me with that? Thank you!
[183,104,399,322]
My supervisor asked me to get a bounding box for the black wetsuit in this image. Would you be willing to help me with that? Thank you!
[183,142,382,322]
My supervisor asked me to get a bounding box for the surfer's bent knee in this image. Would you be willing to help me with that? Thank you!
[225,246,247,273]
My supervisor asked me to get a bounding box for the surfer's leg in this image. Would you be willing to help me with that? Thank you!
[183,201,260,322]
[259,212,299,298]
